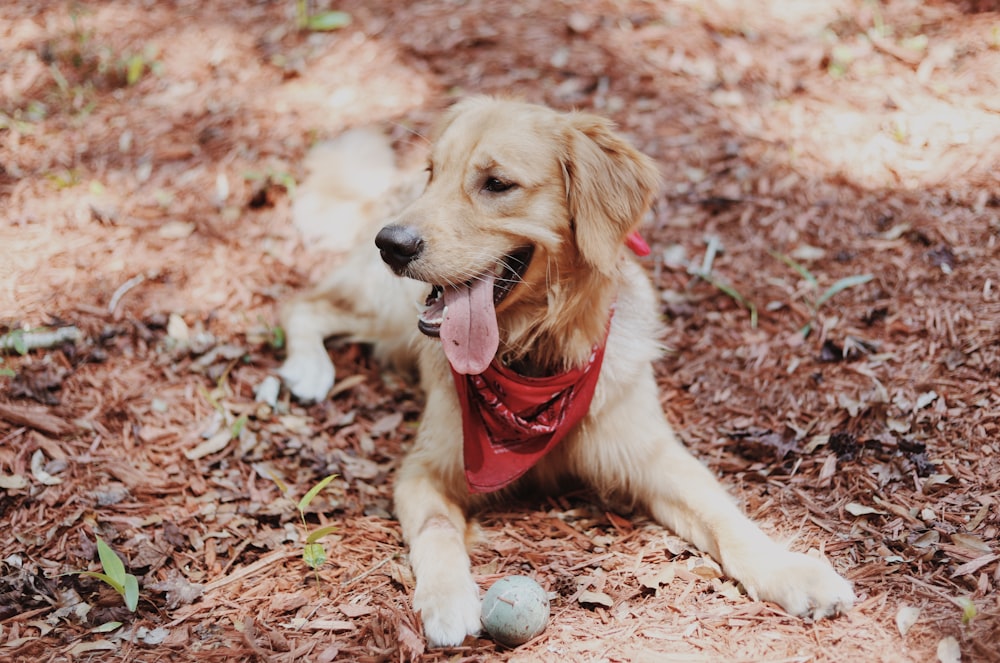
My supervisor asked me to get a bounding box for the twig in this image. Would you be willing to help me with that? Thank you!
[342,554,393,586]
[108,274,145,314]
[203,549,299,592]
[0,326,81,353]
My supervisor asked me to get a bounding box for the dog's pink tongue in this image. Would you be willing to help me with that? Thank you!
[440,275,499,375]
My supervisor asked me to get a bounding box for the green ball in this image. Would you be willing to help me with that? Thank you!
[481,575,550,647]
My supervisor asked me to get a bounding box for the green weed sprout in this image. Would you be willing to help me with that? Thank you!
[295,1,352,31]
[268,473,339,587]
[77,537,139,612]
[770,250,873,337]
[689,236,758,327]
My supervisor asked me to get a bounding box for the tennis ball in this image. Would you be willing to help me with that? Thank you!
[481,575,550,647]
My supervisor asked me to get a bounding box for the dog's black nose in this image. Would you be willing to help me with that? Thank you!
[375,224,424,272]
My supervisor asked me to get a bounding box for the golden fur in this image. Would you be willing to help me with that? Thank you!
[279,97,855,647]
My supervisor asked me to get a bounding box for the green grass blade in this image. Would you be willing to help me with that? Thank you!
[816,274,873,308]
[306,525,339,545]
[306,11,352,31]
[769,250,818,287]
[96,538,127,586]
[263,468,288,495]
[123,574,139,611]
[230,413,248,439]
[695,271,758,328]
[297,474,337,513]
[79,571,125,596]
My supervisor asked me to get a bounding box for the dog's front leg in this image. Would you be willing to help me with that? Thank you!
[394,397,481,647]
[641,436,855,618]
[582,390,855,619]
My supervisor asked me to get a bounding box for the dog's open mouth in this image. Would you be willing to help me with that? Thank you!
[417,245,534,375]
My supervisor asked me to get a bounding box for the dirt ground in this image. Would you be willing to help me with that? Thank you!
[2,1,999,661]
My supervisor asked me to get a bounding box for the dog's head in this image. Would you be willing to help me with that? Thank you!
[375,96,660,375]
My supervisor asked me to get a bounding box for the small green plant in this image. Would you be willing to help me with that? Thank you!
[244,169,297,197]
[77,537,140,612]
[295,1,352,31]
[956,596,978,626]
[689,236,758,327]
[770,250,873,337]
[0,329,28,355]
[267,473,339,587]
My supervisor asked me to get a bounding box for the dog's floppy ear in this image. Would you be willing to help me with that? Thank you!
[562,113,661,273]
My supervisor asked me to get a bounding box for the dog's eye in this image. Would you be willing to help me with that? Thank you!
[483,177,515,193]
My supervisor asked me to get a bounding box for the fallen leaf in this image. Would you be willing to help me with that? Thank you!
[911,530,940,548]
[0,473,28,490]
[637,564,675,590]
[578,590,614,608]
[950,533,991,556]
[166,313,190,342]
[915,390,938,411]
[846,502,886,517]
[713,579,743,601]
[30,449,63,485]
[157,220,196,239]
[936,635,961,663]
[148,571,205,609]
[67,640,117,655]
[895,605,920,636]
[184,429,232,460]
[369,411,403,437]
[91,621,123,633]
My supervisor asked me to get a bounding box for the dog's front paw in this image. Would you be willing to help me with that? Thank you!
[413,569,482,648]
[278,351,335,402]
[742,548,855,620]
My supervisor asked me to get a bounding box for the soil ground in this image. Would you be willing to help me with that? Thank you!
[2,1,999,661]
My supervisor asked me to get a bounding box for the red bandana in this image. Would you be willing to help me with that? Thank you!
[447,231,646,494]
[451,326,609,494]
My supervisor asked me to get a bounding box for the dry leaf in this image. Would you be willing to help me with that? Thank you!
[0,473,28,490]
[846,502,886,517]
[637,564,675,590]
[157,220,196,239]
[936,635,961,663]
[30,449,63,486]
[895,605,920,636]
[184,429,232,460]
[950,533,992,556]
[67,640,117,655]
[915,390,938,411]
[148,571,205,609]
[166,313,190,341]
[369,411,403,437]
[578,590,614,608]
[713,579,744,601]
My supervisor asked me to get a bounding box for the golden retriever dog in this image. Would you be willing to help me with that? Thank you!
[279,97,855,647]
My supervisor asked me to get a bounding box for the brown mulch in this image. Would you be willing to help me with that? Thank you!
[2,1,999,661]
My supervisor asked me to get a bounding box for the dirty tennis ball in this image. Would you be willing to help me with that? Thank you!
[481,575,550,647]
